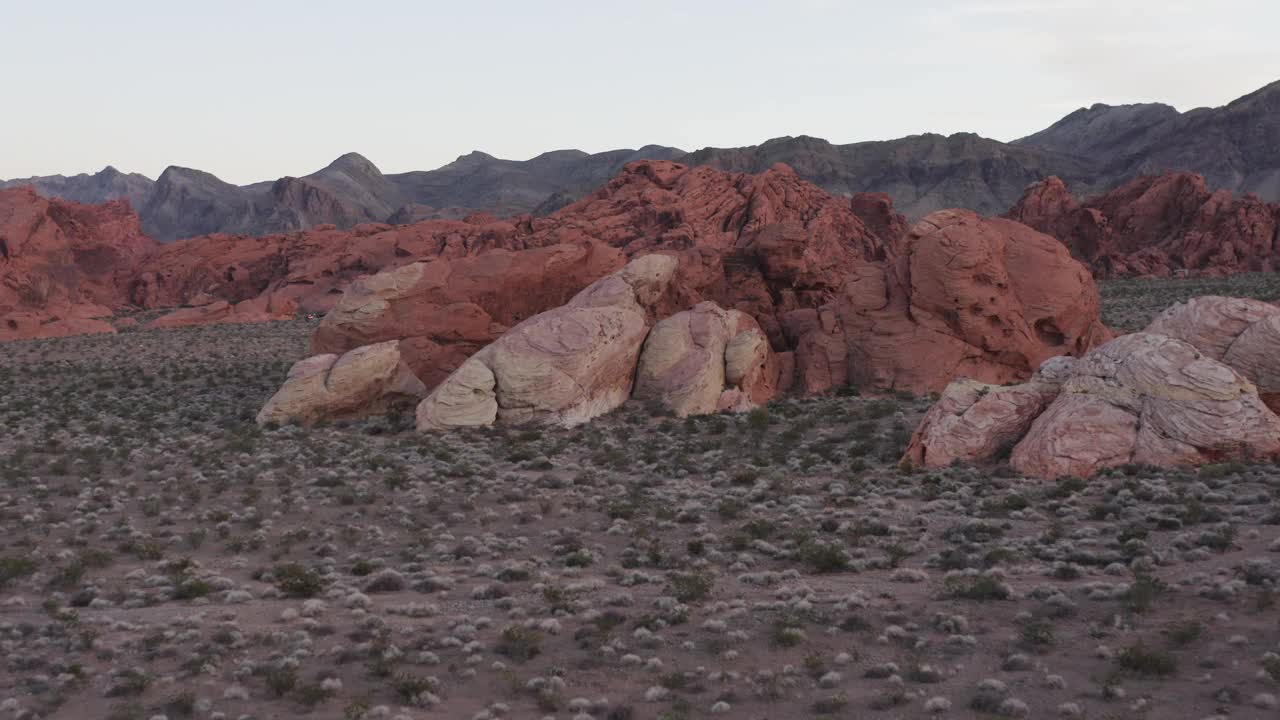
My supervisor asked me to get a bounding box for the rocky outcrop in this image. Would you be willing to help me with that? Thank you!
[787,209,1110,394]
[256,341,427,426]
[310,242,625,388]
[127,211,542,315]
[148,294,298,330]
[236,160,1108,421]
[1012,333,1280,478]
[0,309,117,342]
[416,255,678,431]
[1144,296,1280,411]
[906,332,1280,478]
[6,160,1113,414]
[902,357,1074,469]
[633,301,779,416]
[0,187,155,339]
[1007,172,1280,277]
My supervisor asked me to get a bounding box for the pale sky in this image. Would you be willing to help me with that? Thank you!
[2,0,1276,185]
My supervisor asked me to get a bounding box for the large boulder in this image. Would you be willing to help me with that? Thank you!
[310,242,624,389]
[416,255,679,431]
[256,341,427,426]
[1013,334,1280,477]
[1144,296,1280,411]
[906,333,1280,478]
[903,357,1074,469]
[633,301,779,417]
[792,210,1112,394]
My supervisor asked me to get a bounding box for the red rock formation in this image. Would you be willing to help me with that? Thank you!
[1008,172,1280,277]
[0,187,155,338]
[128,213,544,314]
[4,161,1112,401]
[309,242,625,388]
[147,294,299,330]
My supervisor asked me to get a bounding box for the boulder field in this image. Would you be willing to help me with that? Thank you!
[905,296,1280,478]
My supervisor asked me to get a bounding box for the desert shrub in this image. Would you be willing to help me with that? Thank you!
[496,625,542,662]
[1115,643,1177,677]
[275,563,325,598]
[669,571,714,603]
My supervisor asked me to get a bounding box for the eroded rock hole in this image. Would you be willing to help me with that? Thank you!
[1034,318,1065,346]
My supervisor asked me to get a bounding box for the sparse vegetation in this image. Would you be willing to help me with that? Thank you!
[0,308,1274,718]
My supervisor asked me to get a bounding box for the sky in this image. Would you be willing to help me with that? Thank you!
[1,0,1277,185]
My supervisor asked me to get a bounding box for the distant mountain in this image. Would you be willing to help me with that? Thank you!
[1015,80,1280,201]
[6,78,1279,240]
[0,166,154,209]
[684,133,1095,219]
[3,147,686,241]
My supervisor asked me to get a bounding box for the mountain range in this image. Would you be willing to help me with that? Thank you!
[5,79,1278,241]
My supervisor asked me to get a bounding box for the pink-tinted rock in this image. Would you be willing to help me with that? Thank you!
[633,301,779,416]
[1010,333,1280,478]
[1143,296,1280,412]
[417,255,679,431]
[311,242,624,388]
[903,357,1075,469]
[256,340,427,426]
[1145,296,1280,359]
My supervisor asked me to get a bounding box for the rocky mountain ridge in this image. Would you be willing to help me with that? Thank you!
[8,79,1277,241]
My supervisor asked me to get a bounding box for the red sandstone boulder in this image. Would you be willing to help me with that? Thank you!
[1008,173,1280,278]
[538,163,1109,395]
[787,210,1111,394]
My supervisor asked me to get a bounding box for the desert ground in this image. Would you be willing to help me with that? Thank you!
[1,277,1279,720]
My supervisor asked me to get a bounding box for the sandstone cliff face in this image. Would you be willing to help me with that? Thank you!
[1007,172,1280,278]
